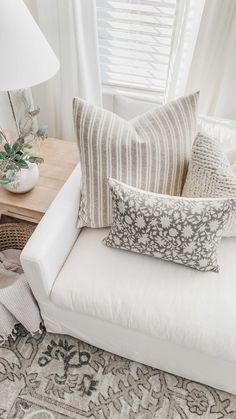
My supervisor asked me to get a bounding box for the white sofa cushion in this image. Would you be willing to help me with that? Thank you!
[113,94,155,120]
[51,227,236,363]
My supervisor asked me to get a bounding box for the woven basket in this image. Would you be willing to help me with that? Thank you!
[0,223,35,251]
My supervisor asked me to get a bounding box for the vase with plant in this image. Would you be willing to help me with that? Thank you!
[0,107,47,193]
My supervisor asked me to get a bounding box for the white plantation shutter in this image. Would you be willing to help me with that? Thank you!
[96,0,177,103]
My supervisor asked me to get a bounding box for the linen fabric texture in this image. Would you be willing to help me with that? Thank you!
[103,179,235,272]
[0,249,41,339]
[73,92,199,228]
[182,133,236,236]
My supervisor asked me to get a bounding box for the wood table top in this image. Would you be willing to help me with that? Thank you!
[0,138,79,223]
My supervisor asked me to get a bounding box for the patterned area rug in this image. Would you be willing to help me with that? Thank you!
[0,325,236,419]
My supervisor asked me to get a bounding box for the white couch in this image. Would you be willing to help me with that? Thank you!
[21,116,236,395]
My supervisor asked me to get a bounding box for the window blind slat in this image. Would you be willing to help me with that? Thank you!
[97,19,173,37]
[99,47,170,65]
[97,7,175,19]
[103,81,165,96]
[102,73,166,89]
[96,0,177,99]
[99,38,170,56]
[96,0,176,14]
[98,29,172,46]
[97,10,174,26]
[99,42,172,58]
[101,63,168,79]
[99,35,171,50]
[99,53,169,70]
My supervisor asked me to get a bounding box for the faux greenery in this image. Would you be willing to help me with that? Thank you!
[0,107,47,185]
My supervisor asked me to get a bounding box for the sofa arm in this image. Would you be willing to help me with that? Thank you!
[21,163,81,300]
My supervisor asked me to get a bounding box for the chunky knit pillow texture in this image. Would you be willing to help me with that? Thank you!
[182,133,236,236]
[73,92,199,228]
[103,179,235,272]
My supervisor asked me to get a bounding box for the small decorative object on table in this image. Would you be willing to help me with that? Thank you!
[0,108,47,193]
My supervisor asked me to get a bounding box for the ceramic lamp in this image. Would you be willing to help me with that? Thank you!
[0,0,59,193]
[0,0,59,91]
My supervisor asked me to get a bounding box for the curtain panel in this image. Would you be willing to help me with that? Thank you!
[186,0,236,120]
[165,0,205,102]
[24,0,102,141]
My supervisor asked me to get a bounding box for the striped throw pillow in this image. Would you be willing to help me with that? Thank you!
[73,92,199,228]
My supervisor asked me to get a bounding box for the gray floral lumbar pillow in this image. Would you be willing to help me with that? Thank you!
[103,179,236,272]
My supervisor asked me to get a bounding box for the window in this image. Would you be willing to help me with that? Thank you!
[96,0,177,103]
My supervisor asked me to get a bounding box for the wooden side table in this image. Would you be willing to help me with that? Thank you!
[0,138,79,224]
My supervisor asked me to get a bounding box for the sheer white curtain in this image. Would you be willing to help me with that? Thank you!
[165,0,205,102]
[24,0,102,141]
[186,0,236,120]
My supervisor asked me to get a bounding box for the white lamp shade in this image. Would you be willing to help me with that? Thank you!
[0,0,60,91]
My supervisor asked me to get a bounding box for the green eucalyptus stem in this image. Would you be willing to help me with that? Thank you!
[0,106,47,185]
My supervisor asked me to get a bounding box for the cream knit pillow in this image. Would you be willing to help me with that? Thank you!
[182,133,236,236]
[74,92,199,228]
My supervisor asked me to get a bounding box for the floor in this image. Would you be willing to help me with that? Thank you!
[0,325,236,418]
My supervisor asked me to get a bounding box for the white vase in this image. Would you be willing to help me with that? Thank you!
[4,163,39,193]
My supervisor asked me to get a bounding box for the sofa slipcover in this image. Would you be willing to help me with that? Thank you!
[21,116,236,395]
[51,227,236,364]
